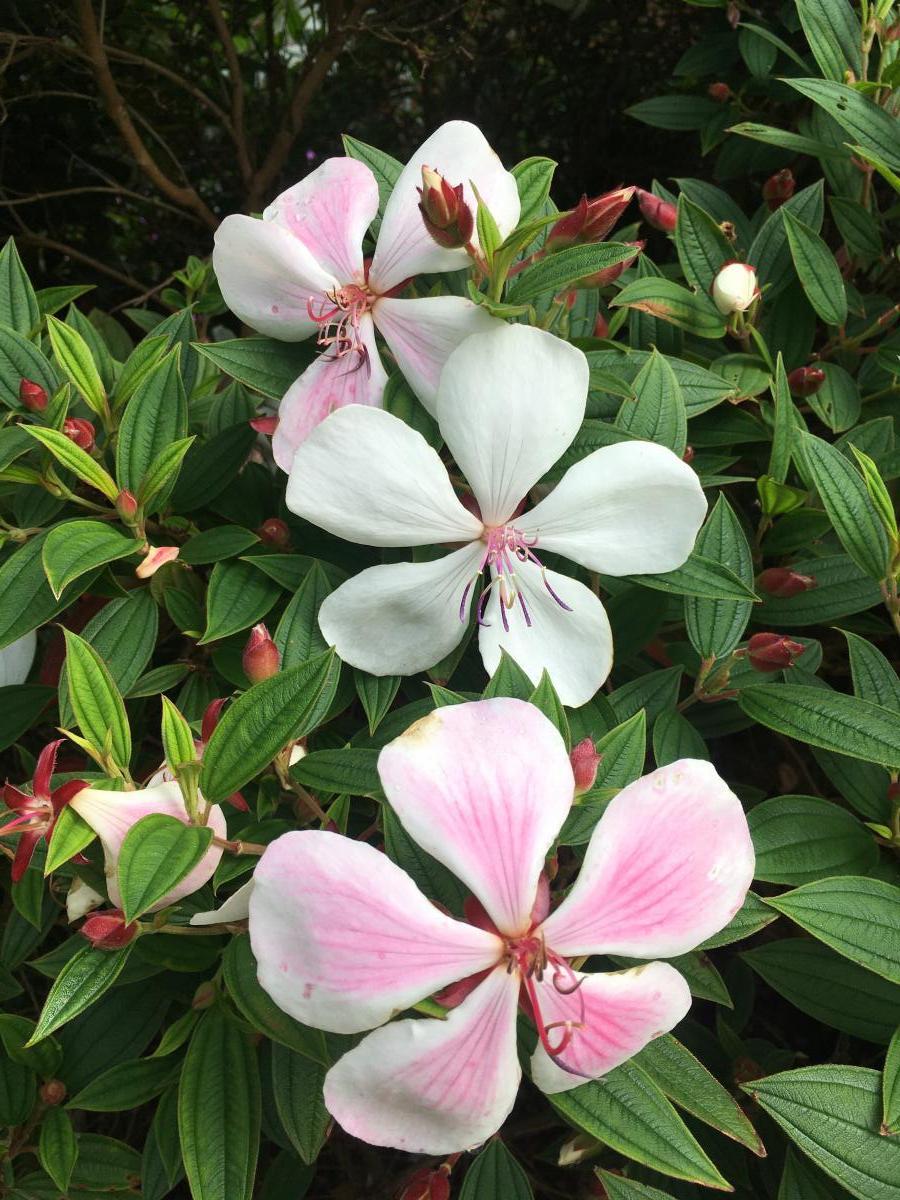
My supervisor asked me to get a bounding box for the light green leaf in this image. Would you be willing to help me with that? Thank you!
[42,520,137,597]
[610,278,726,338]
[63,629,131,770]
[46,314,107,416]
[118,813,213,922]
[507,242,641,304]
[0,237,39,336]
[783,209,847,327]
[28,944,134,1043]
[21,425,119,502]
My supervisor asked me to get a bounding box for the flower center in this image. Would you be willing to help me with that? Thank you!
[459,524,573,632]
[505,932,584,1061]
[307,283,374,367]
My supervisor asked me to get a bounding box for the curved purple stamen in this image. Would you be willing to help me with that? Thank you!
[460,523,571,628]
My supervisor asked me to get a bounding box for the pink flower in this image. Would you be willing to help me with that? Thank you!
[213,122,520,470]
[249,698,754,1154]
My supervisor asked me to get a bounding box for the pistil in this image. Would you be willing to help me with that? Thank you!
[307,283,374,369]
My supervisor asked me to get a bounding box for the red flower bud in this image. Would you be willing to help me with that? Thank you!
[39,1080,67,1106]
[592,312,610,339]
[682,445,695,464]
[250,415,278,436]
[636,188,677,234]
[575,241,644,290]
[762,168,795,211]
[570,737,602,794]
[756,567,818,598]
[708,82,732,103]
[546,187,635,252]
[63,417,95,451]
[242,623,280,684]
[257,517,290,548]
[747,632,806,673]
[888,781,900,804]
[398,1166,451,1200]
[19,378,48,412]
[115,489,139,524]
[418,166,475,250]
[787,365,826,397]
[80,909,139,949]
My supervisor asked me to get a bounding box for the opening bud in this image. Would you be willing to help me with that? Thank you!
[787,365,826,397]
[136,545,179,579]
[116,489,140,525]
[80,909,139,949]
[762,168,795,211]
[19,378,48,411]
[747,632,806,673]
[756,567,817,598]
[570,737,602,794]
[257,516,290,548]
[397,1165,452,1200]
[63,417,95,452]
[418,166,474,250]
[636,188,677,234]
[243,623,280,684]
[40,1080,67,1106]
[708,82,732,103]
[546,187,635,252]
[712,261,759,315]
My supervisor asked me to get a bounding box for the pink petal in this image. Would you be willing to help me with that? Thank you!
[264,157,377,285]
[135,546,179,579]
[529,962,691,1095]
[323,965,520,1153]
[377,698,573,937]
[248,830,502,1035]
[373,295,497,416]
[540,759,755,958]
[271,313,389,471]
[11,831,42,883]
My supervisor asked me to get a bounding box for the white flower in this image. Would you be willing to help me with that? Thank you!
[285,323,708,706]
[0,631,36,687]
[712,262,759,314]
[213,122,520,470]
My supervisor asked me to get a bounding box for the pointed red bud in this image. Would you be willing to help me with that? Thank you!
[115,489,139,524]
[762,168,795,211]
[242,623,280,684]
[63,417,95,451]
[636,188,677,233]
[19,378,48,411]
[201,698,228,745]
[708,82,732,103]
[787,365,826,397]
[418,166,474,250]
[40,1080,67,1106]
[570,737,602,794]
[575,240,644,290]
[593,312,610,339]
[756,567,818,598]
[546,187,635,252]
[257,516,290,548]
[747,632,806,673]
[80,909,139,949]
[398,1166,451,1200]
[250,415,278,436]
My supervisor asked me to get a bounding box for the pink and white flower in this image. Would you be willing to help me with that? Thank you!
[249,698,754,1154]
[213,122,520,470]
[285,323,707,706]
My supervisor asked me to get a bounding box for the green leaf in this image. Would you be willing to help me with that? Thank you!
[127,662,190,699]
[28,943,134,1043]
[46,314,107,416]
[796,0,862,80]
[180,526,260,565]
[883,1026,900,1135]
[843,630,900,713]
[528,671,570,746]
[112,333,170,408]
[830,196,883,258]
[35,283,94,319]
[596,1173,678,1200]
[749,795,877,884]
[685,495,754,660]
[626,95,721,131]
[511,156,556,222]
[0,237,39,335]
[170,423,256,512]
[138,435,195,511]
[550,1061,730,1190]
[785,78,900,171]
[178,1008,260,1200]
[270,1044,329,1164]
[749,181,825,300]
[483,649,535,700]
[610,667,683,725]
[0,529,103,649]
[738,684,900,767]
[745,1065,900,1200]
[610,278,726,338]
[354,670,401,735]
[67,1055,175,1111]
[45,806,96,874]
[652,707,708,765]
[42,520,137,597]
[728,121,850,160]
[70,1133,141,1190]
[767,353,795,484]
[507,242,641,304]
[617,349,687,455]
[291,748,380,797]
[459,1140,535,1199]
[341,135,402,236]
[161,696,196,770]
[0,324,59,409]
[116,348,187,497]
[783,209,847,327]
[626,550,758,601]
[0,684,53,753]
[675,195,733,296]
[63,629,131,770]
[38,1107,78,1193]
[200,558,281,644]
[585,347,737,416]
[699,890,779,949]
[192,338,314,400]
[808,363,860,433]
[273,562,331,669]
[766,876,900,985]
[21,425,119,502]
[200,649,340,802]
[118,814,213,922]
[850,444,898,541]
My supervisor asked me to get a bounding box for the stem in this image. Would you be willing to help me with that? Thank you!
[212,836,266,856]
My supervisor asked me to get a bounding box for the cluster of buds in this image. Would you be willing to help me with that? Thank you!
[418,167,475,251]
[756,567,818,599]
[546,186,635,252]
[80,909,139,950]
[787,365,826,397]
[636,188,677,234]
[243,623,281,684]
[746,632,806,673]
[63,417,95,451]
[762,168,795,211]
[19,378,48,412]
[570,737,602,794]
[712,262,759,315]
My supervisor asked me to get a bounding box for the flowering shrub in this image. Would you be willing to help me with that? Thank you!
[1,2,900,1198]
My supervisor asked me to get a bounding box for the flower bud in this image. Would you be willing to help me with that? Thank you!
[418,166,474,250]
[63,417,95,451]
[747,632,806,673]
[243,623,280,684]
[762,168,795,211]
[257,516,290,548]
[575,240,644,290]
[80,909,139,949]
[546,187,635,252]
[570,737,601,794]
[787,365,826,397]
[398,1166,451,1200]
[250,415,278,436]
[682,445,695,464]
[192,980,217,1010]
[40,1080,67,1106]
[115,489,139,525]
[19,378,48,411]
[708,82,731,103]
[636,188,677,234]
[756,567,817,598]
[712,261,759,315]
[136,545,179,579]
[593,312,610,339]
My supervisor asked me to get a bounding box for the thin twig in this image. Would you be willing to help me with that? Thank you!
[206,0,253,185]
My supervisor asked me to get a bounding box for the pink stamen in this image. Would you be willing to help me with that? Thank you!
[505,933,587,1069]
[307,284,374,368]
[462,524,573,629]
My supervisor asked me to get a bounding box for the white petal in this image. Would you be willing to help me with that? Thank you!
[212,214,335,340]
[477,559,613,707]
[437,325,588,525]
[285,404,482,546]
[319,543,484,676]
[272,314,389,472]
[518,441,707,575]
[189,879,255,926]
[373,295,498,416]
[0,631,36,687]
[324,966,521,1154]
[65,877,105,922]
[369,121,520,293]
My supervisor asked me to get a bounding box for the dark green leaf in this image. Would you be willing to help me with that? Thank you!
[118,814,214,922]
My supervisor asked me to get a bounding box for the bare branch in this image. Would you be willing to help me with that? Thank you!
[15,231,147,291]
[205,0,253,185]
[0,185,203,221]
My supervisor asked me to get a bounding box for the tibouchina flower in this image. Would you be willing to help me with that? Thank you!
[69,780,226,912]
[250,698,754,1154]
[285,323,707,706]
[213,121,519,469]
[0,630,36,687]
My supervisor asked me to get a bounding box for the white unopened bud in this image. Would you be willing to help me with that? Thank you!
[712,261,759,314]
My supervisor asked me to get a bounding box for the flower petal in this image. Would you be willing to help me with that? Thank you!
[212,214,335,340]
[378,698,573,937]
[285,403,482,544]
[324,965,520,1153]
[189,879,254,926]
[0,631,36,687]
[477,558,613,707]
[368,121,520,293]
[318,543,483,677]
[518,441,707,575]
[249,830,502,1035]
[264,157,377,284]
[540,759,755,958]
[373,295,498,416]
[437,325,588,525]
[529,963,691,1095]
[69,782,226,911]
[272,314,389,471]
